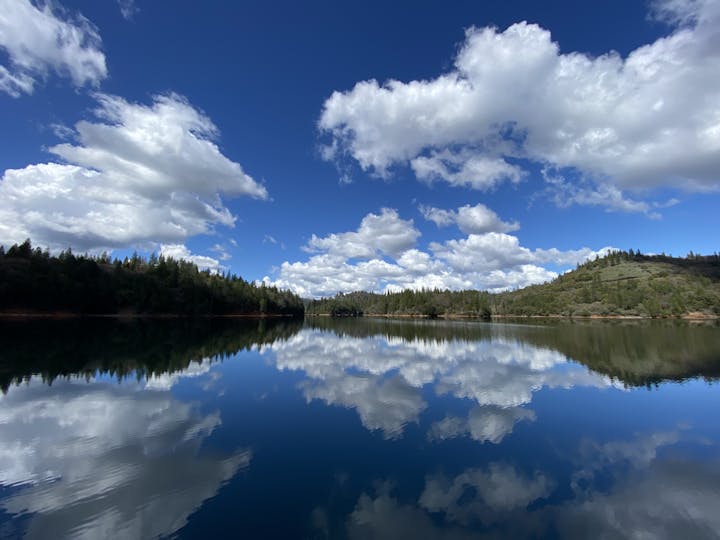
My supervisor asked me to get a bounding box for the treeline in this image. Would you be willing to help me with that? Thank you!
[0,239,304,317]
[306,289,493,318]
[0,317,303,393]
[307,250,720,319]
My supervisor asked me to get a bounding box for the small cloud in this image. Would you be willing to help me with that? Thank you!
[542,168,665,218]
[263,235,286,249]
[159,244,224,273]
[49,123,75,140]
[209,243,232,261]
[116,0,138,20]
[420,203,519,234]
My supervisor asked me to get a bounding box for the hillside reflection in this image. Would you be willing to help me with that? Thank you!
[307,317,720,387]
[0,318,303,392]
[0,318,302,538]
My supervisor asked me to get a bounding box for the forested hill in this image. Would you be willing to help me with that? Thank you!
[0,240,304,317]
[307,251,720,319]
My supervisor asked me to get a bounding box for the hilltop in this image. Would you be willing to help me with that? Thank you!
[307,251,720,319]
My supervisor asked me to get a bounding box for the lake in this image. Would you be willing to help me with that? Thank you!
[1,317,719,539]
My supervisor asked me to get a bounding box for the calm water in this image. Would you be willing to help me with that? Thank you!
[1,317,720,539]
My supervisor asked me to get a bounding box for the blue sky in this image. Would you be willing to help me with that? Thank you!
[1,0,719,297]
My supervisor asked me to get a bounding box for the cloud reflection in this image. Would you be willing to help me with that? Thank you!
[264,329,614,439]
[0,362,248,540]
[339,429,720,539]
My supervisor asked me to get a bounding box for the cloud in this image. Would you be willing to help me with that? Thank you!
[320,2,720,209]
[116,0,138,20]
[0,93,267,252]
[304,208,420,259]
[421,203,520,234]
[411,150,525,190]
[541,167,669,218]
[209,243,232,261]
[0,0,107,96]
[264,208,612,297]
[159,244,224,273]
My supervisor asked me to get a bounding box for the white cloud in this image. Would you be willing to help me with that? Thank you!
[320,3,720,210]
[0,93,267,252]
[411,150,525,190]
[209,243,232,261]
[541,167,670,218]
[0,0,107,96]
[116,0,138,20]
[421,203,520,234]
[160,244,223,273]
[304,208,420,259]
[265,208,612,297]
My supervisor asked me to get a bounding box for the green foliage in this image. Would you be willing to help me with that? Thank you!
[307,289,492,319]
[306,250,720,319]
[0,240,304,317]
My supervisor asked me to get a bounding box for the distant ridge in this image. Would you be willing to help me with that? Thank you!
[306,251,720,319]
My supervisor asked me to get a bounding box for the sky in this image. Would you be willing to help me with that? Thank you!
[1,0,719,298]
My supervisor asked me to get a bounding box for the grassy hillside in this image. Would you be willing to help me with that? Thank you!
[307,251,720,319]
[494,251,720,318]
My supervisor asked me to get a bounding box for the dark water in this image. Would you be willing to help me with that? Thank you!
[1,317,720,539]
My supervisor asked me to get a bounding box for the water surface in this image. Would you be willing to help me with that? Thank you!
[1,318,719,539]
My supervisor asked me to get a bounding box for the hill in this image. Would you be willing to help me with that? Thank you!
[307,251,720,319]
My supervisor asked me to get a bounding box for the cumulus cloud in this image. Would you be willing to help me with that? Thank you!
[320,1,720,210]
[304,208,420,259]
[264,208,611,297]
[0,0,107,96]
[411,150,525,190]
[421,203,520,234]
[159,244,224,273]
[0,93,267,252]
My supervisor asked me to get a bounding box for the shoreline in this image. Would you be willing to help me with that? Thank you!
[306,312,719,321]
[0,311,301,320]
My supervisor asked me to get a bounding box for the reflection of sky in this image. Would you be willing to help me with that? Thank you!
[342,429,720,539]
[0,361,249,540]
[263,329,616,439]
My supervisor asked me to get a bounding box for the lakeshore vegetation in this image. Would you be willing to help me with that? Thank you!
[307,250,720,319]
[0,239,304,317]
[1,241,718,319]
